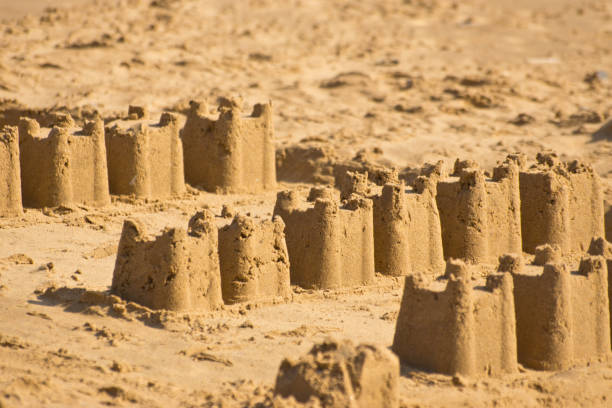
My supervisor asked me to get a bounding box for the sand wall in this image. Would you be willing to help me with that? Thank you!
[181,99,275,193]
[372,178,444,276]
[0,126,22,217]
[510,256,610,370]
[436,160,521,263]
[18,114,110,208]
[218,215,291,304]
[273,188,374,289]
[392,260,517,377]
[111,211,223,312]
[519,155,604,254]
[105,111,185,199]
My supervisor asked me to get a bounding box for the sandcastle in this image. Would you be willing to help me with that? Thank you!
[181,98,275,193]
[0,126,22,217]
[273,187,374,289]
[18,114,110,208]
[436,159,522,263]
[111,210,223,311]
[392,260,517,377]
[105,109,185,199]
[218,215,291,304]
[506,253,610,369]
[274,339,399,408]
[519,153,604,254]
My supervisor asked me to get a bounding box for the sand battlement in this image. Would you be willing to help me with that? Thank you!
[111,211,223,312]
[273,187,374,289]
[105,110,185,199]
[0,126,22,217]
[393,259,517,377]
[17,115,110,208]
[218,215,291,304]
[181,99,275,193]
[436,160,522,264]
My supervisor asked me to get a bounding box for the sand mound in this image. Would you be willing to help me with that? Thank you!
[274,339,399,408]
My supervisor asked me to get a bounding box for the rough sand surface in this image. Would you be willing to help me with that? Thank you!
[1,0,612,406]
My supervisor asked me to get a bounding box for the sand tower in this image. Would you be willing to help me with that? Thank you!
[105,109,185,199]
[436,159,522,263]
[507,254,610,369]
[0,126,22,217]
[273,187,374,289]
[111,210,223,311]
[218,215,291,304]
[18,114,110,208]
[519,153,604,254]
[181,98,275,193]
[371,176,445,277]
[392,259,517,378]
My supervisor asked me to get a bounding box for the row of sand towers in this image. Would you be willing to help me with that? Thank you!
[1,99,611,406]
[0,99,274,214]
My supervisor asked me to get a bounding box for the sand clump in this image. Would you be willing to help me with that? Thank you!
[276,143,337,185]
[181,99,275,193]
[111,210,223,312]
[17,114,110,208]
[0,125,22,217]
[218,215,291,305]
[274,339,399,408]
[105,110,185,199]
[273,188,374,290]
[392,259,517,378]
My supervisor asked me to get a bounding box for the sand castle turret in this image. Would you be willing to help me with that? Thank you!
[181,98,275,193]
[392,259,517,377]
[509,255,610,369]
[111,210,223,311]
[519,153,604,254]
[105,110,185,199]
[273,187,374,289]
[18,114,110,208]
[0,126,22,217]
[218,215,291,304]
[371,176,444,277]
[436,159,521,263]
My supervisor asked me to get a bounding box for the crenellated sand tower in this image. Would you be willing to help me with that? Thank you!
[0,126,22,217]
[181,98,275,193]
[105,109,185,199]
[18,114,110,208]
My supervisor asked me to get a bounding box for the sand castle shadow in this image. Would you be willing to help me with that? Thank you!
[590,119,612,142]
[28,286,168,329]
